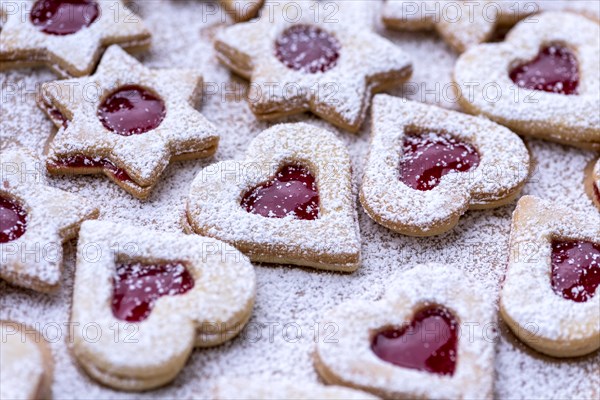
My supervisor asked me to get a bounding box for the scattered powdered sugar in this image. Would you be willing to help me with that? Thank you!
[1,1,599,398]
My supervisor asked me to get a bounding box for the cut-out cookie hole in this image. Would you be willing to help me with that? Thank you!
[241,164,320,220]
[49,155,133,183]
[97,85,167,136]
[275,24,340,73]
[399,130,480,191]
[111,260,195,322]
[31,0,100,36]
[371,305,458,376]
[0,194,28,243]
[551,239,600,303]
[509,44,579,95]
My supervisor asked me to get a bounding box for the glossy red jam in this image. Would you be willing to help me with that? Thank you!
[30,0,99,36]
[275,25,340,73]
[551,240,600,303]
[241,165,319,220]
[52,155,133,182]
[399,132,480,191]
[112,261,195,322]
[509,45,579,95]
[371,306,458,376]
[0,195,28,243]
[97,85,166,136]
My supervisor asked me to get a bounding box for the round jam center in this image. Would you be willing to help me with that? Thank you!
[30,0,99,36]
[371,306,458,376]
[0,195,28,243]
[97,85,166,136]
[241,165,319,220]
[551,240,600,303]
[399,132,480,191]
[509,45,579,95]
[111,261,195,323]
[275,25,340,73]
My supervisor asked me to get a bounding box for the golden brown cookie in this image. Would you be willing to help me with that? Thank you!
[220,0,264,22]
[454,12,600,150]
[40,45,219,200]
[70,220,256,391]
[186,122,361,272]
[501,196,600,357]
[584,158,600,211]
[360,95,530,236]
[0,0,151,78]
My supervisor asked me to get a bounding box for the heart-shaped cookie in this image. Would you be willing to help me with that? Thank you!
[315,264,496,399]
[360,95,530,236]
[70,220,256,391]
[501,196,600,357]
[584,158,600,211]
[454,12,600,150]
[186,122,361,272]
[0,321,53,400]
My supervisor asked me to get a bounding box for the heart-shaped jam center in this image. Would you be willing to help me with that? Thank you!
[371,306,458,376]
[241,164,319,220]
[509,45,579,95]
[551,239,600,303]
[97,85,166,136]
[275,24,340,73]
[0,195,28,243]
[399,131,480,191]
[112,261,195,322]
[31,0,99,36]
[51,155,133,183]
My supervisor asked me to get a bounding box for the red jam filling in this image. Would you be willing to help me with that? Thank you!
[275,25,340,73]
[371,306,458,376]
[30,0,99,36]
[551,240,600,303]
[52,155,133,183]
[241,164,319,220]
[594,182,600,205]
[97,85,166,136]
[509,45,579,95]
[45,102,69,128]
[0,195,27,243]
[399,132,480,191]
[111,261,195,323]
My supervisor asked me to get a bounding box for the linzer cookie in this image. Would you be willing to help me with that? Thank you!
[315,264,496,399]
[0,321,54,400]
[0,145,98,292]
[214,2,412,132]
[213,377,378,399]
[40,45,219,199]
[186,122,361,272]
[70,220,256,391]
[0,0,151,78]
[501,196,600,357]
[382,0,534,53]
[454,12,600,150]
[584,158,600,211]
[360,95,530,236]
[220,0,264,22]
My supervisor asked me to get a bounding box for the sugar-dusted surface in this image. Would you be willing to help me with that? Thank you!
[0,1,598,399]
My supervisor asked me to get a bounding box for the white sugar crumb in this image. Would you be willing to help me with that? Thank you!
[1,1,599,399]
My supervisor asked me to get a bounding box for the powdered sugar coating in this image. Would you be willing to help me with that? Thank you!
[361,95,530,235]
[42,45,219,197]
[1,0,599,398]
[0,146,98,292]
[186,122,361,271]
[500,196,600,356]
[454,12,600,150]
[316,264,496,399]
[71,220,256,390]
[214,1,412,132]
[0,0,151,77]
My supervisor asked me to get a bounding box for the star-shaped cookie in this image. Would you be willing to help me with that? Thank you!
[40,45,220,199]
[214,1,412,132]
[0,145,98,293]
[0,0,151,78]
